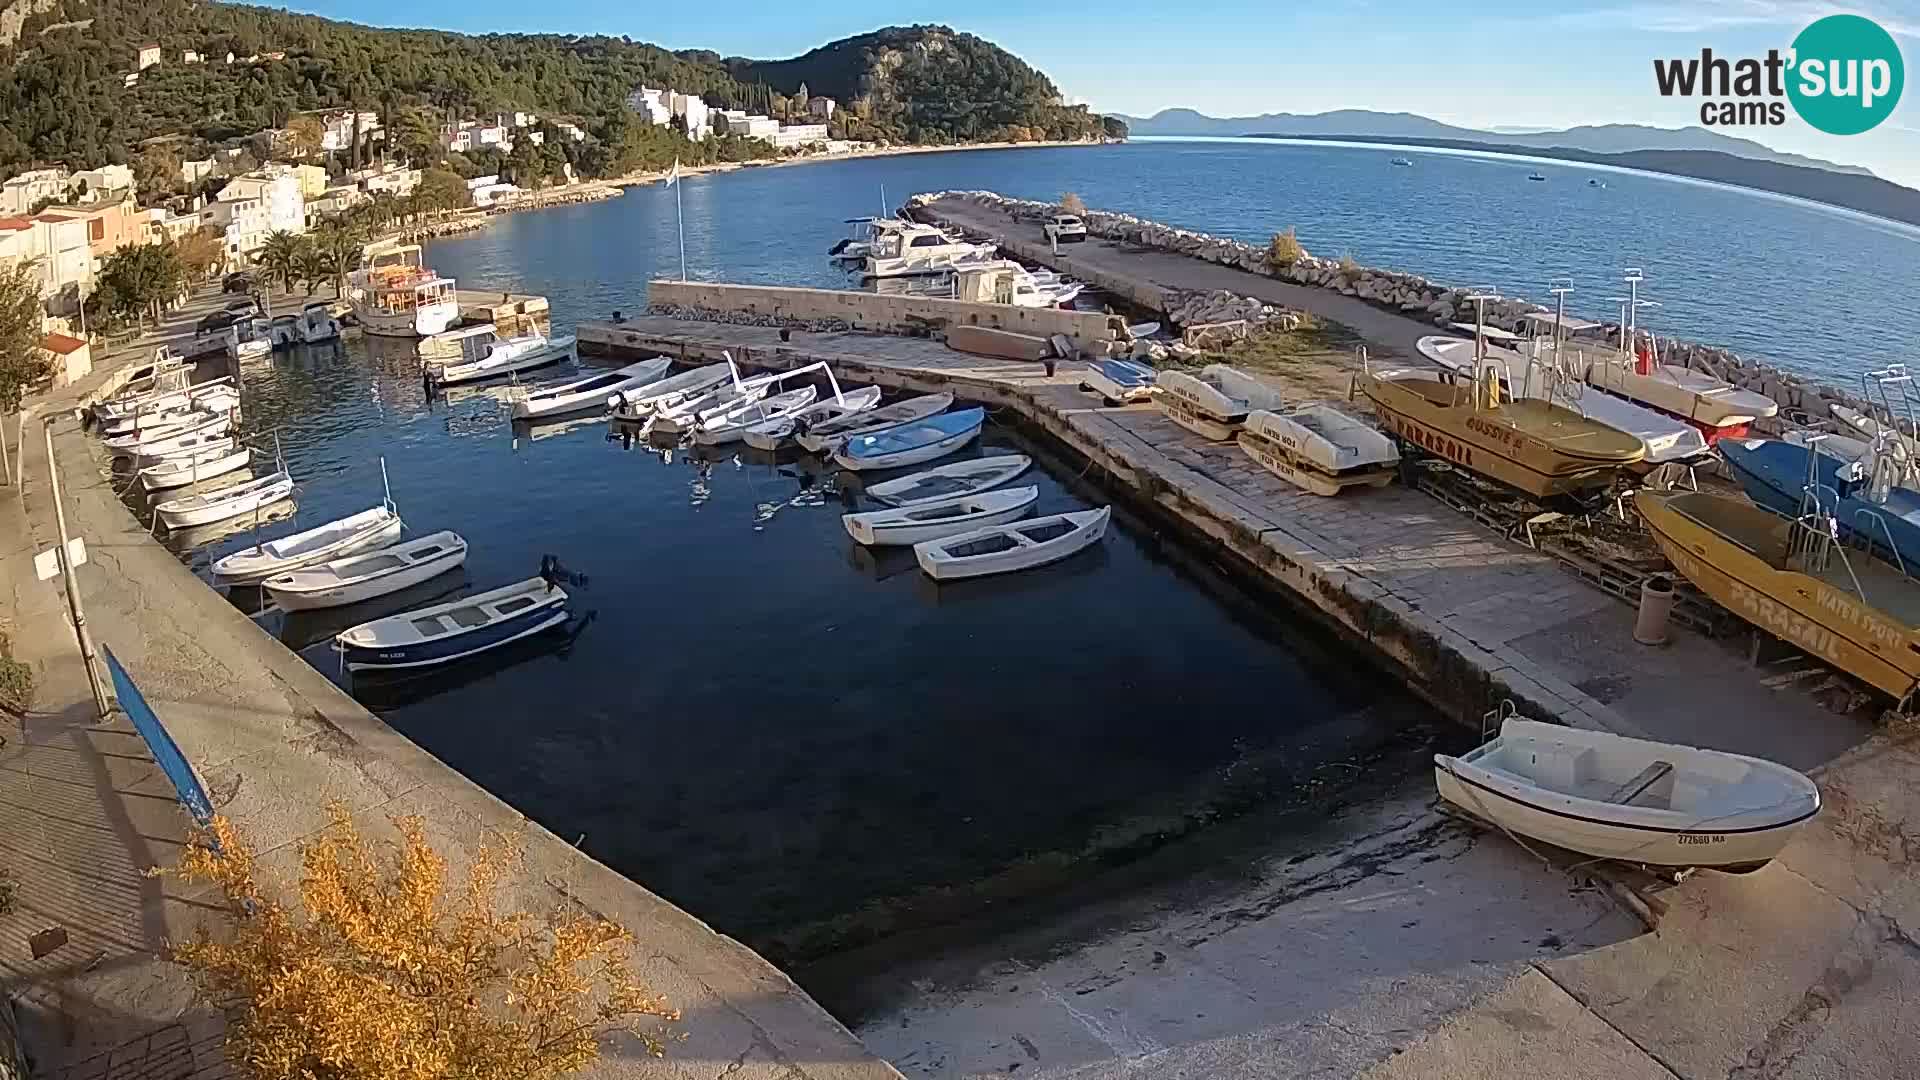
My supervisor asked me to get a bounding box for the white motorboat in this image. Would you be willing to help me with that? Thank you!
[1155,364,1287,440]
[609,362,734,420]
[691,386,820,446]
[96,351,193,420]
[264,530,468,612]
[649,372,781,435]
[795,392,955,453]
[268,315,302,350]
[864,454,1033,507]
[1239,405,1400,496]
[1832,404,1920,459]
[1435,718,1820,873]
[295,302,343,344]
[430,333,576,385]
[833,408,986,472]
[844,485,1039,546]
[1581,345,1778,433]
[138,446,252,491]
[860,222,998,278]
[335,576,568,671]
[1082,359,1158,405]
[511,358,672,419]
[100,382,240,436]
[914,507,1111,581]
[233,317,274,360]
[135,433,235,468]
[211,505,403,584]
[349,245,460,338]
[742,386,883,451]
[106,413,235,458]
[155,470,295,530]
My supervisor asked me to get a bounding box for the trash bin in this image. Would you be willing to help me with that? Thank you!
[1634,575,1675,646]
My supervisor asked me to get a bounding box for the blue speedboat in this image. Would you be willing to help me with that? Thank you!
[1718,438,1920,570]
[335,576,568,671]
[832,407,985,472]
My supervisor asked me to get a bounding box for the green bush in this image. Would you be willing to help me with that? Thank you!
[1267,227,1304,270]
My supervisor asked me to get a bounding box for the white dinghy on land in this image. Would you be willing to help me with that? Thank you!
[844,486,1039,546]
[1238,405,1400,496]
[510,358,671,419]
[915,507,1112,580]
[742,386,883,451]
[864,454,1032,507]
[1081,359,1158,405]
[1435,717,1820,873]
[1156,365,1286,440]
[264,530,468,612]
[794,392,954,453]
[155,470,294,530]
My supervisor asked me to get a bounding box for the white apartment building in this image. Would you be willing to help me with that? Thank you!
[671,92,712,141]
[627,87,672,126]
[353,163,420,197]
[145,206,202,243]
[555,122,587,142]
[0,168,72,214]
[136,44,161,70]
[181,157,218,185]
[206,170,306,257]
[475,122,512,150]
[320,110,383,152]
[724,113,780,141]
[772,123,829,150]
[511,111,538,129]
[71,164,135,201]
[0,214,94,311]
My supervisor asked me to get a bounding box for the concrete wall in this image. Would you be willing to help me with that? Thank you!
[645,280,1121,351]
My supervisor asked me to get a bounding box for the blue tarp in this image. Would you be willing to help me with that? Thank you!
[103,646,214,827]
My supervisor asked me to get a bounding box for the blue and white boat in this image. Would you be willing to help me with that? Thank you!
[1719,437,1920,570]
[1082,359,1158,405]
[833,407,986,472]
[335,577,568,671]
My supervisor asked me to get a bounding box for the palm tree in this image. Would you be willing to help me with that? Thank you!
[255,231,310,295]
[310,220,366,298]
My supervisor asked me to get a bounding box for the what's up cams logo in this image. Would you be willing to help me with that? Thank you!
[1654,14,1904,134]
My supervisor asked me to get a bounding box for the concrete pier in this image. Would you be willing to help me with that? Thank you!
[457,289,551,338]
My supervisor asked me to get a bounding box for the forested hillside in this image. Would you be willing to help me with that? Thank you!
[0,3,1111,174]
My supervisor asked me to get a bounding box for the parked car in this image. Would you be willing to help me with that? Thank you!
[223,272,257,295]
[1043,214,1087,244]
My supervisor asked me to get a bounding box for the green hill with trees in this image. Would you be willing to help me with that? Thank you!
[0,3,1112,177]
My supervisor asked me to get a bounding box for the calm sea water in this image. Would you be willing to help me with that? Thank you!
[426,138,1920,386]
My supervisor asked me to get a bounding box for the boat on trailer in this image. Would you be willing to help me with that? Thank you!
[742,386,883,451]
[510,358,671,419]
[915,507,1111,580]
[795,392,955,453]
[155,470,295,530]
[1436,716,1819,873]
[1718,437,1920,572]
[1238,405,1400,496]
[1081,359,1158,405]
[844,486,1039,546]
[264,531,468,612]
[211,505,403,584]
[833,408,986,472]
[1155,365,1286,440]
[863,454,1033,507]
[1573,331,1777,443]
[335,576,569,671]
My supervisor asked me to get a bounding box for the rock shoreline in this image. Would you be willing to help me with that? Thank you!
[911,190,1901,435]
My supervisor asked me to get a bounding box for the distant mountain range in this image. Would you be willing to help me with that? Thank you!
[1111,109,1875,178]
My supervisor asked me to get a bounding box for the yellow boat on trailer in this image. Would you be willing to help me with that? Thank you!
[1359,361,1644,499]
[1636,490,1920,705]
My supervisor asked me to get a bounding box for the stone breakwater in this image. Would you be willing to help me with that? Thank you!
[910,190,1907,436]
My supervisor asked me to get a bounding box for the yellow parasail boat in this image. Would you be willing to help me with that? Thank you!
[1636,490,1920,704]
[1359,359,1645,499]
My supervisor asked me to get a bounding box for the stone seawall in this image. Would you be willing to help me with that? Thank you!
[910,190,1898,436]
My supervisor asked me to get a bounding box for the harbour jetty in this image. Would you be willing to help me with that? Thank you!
[456,288,551,338]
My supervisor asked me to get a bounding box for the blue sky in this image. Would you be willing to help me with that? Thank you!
[288,0,1920,184]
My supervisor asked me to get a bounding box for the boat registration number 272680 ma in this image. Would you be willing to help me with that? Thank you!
[1677,833,1729,846]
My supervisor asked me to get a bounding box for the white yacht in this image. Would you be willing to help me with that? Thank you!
[860,222,997,279]
[295,302,343,344]
[348,245,460,338]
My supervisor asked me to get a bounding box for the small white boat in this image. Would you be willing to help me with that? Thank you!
[511,358,672,419]
[1435,718,1820,873]
[795,392,955,453]
[649,372,781,435]
[268,314,302,351]
[335,577,568,671]
[742,386,883,451]
[1082,359,1158,405]
[107,413,235,458]
[155,470,295,530]
[865,454,1033,507]
[914,506,1111,581]
[1238,405,1400,496]
[1155,364,1286,440]
[136,433,236,468]
[1832,403,1920,458]
[833,408,986,472]
[609,362,733,420]
[844,485,1039,546]
[692,386,820,446]
[138,446,252,491]
[430,333,577,385]
[210,505,403,584]
[100,379,235,434]
[264,530,468,612]
[295,303,343,345]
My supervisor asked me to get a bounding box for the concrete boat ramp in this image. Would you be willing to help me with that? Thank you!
[581,282,1919,1075]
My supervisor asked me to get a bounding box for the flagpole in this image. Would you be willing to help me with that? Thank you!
[672,158,687,283]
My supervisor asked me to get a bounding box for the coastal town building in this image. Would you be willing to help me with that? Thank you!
[320,109,382,152]
[351,162,420,197]
[511,111,538,129]
[0,168,71,214]
[2,212,94,311]
[136,44,161,70]
[671,92,713,140]
[39,332,91,387]
[626,87,672,126]
[145,206,202,243]
[306,185,366,224]
[180,156,218,186]
[772,123,829,150]
[35,200,146,260]
[182,49,201,64]
[808,96,837,119]
[69,164,135,202]
[721,111,780,140]
[555,121,587,142]
[205,169,306,257]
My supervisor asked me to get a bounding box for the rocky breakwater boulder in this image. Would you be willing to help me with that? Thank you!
[645,303,854,334]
